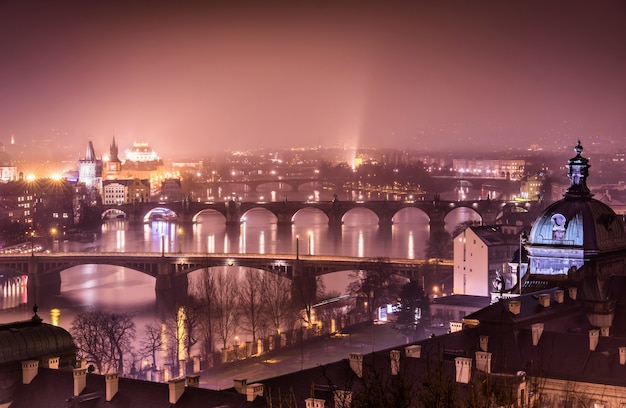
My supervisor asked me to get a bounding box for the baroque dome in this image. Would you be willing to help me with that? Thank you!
[528,141,626,253]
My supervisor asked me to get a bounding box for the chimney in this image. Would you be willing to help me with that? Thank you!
[349,353,363,378]
[246,383,264,402]
[449,321,463,333]
[233,379,247,393]
[508,300,521,315]
[538,293,551,308]
[455,357,472,384]
[554,290,565,303]
[531,323,544,346]
[186,374,200,388]
[479,335,488,352]
[21,360,39,384]
[73,368,87,396]
[305,397,326,408]
[42,357,60,369]
[475,351,492,374]
[405,345,421,358]
[390,350,400,375]
[168,377,186,404]
[589,329,600,351]
[334,390,352,408]
[619,347,626,365]
[568,286,578,300]
[105,373,119,402]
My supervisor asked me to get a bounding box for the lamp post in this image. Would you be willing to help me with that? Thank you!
[177,227,183,253]
[161,233,165,257]
[296,235,300,260]
[308,232,313,255]
[30,231,35,256]
[50,228,57,252]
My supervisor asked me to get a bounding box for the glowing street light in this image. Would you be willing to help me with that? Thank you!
[177,227,183,253]
[50,228,57,252]
[296,235,300,260]
[308,232,313,256]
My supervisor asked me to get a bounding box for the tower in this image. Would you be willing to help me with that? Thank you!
[105,136,122,180]
[78,141,102,191]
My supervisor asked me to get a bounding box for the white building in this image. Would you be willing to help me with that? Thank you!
[453,225,524,297]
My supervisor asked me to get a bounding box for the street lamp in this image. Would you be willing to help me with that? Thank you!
[177,227,183,253]
[161,233,165,257]
[50,228,57,252]
[30,231,35,256]
[296,235,300,260]
[308,232,313,255]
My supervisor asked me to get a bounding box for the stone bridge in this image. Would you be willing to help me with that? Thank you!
[0,252,449,304]
[103,198,540,230]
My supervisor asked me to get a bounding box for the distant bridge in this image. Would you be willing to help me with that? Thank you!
[0,252,450,303]
[102,198,540,229]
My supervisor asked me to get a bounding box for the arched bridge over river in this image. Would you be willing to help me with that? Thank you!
[0,252,451,304]
[103,198,540,229]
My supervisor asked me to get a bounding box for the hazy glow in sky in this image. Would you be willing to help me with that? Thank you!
[1,1,624,157]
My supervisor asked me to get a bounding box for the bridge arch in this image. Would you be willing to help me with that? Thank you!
[144,207,179,223]
[391,207,430,224]
[102,208,127,220]
[241,207,279,223]
[192,208,227,224]
[292,207,329,225]
[342,207,380,225]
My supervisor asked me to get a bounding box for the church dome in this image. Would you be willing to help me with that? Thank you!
[528,141,626,252]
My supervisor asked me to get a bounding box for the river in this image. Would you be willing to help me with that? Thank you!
[0,199,481,370]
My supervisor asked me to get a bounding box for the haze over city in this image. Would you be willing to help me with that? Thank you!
[1,0,624,158]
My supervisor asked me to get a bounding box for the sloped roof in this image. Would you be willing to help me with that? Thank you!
[10,368,258,408]
[0,319,76,365]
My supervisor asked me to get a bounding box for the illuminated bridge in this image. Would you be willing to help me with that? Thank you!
[0,252,450,302]
[102,198,541,229]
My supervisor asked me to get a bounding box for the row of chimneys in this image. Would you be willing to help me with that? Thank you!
[21,358,201,404]
[508,288,574,315]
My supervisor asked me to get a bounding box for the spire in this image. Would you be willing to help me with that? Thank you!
[85,141,96,162]
[565,140,592,199]
[110,135,119,162]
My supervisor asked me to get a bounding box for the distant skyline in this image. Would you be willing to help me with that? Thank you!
[1,1,624,157]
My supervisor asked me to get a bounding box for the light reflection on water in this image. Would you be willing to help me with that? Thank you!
[0,204,481,365]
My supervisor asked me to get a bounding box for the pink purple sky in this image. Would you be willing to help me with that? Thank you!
[0,0,624,157]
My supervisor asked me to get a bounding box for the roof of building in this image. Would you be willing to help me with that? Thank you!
[431,294,491,309]
[464,225,522,248]
[0,316,76,365]
[10,368,260,408]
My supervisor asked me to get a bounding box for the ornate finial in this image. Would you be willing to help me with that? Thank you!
[574,140,583,156]
[565,140,592,199]
[32,303,42,323]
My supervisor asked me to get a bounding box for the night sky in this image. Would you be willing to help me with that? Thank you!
[1,1,624,157]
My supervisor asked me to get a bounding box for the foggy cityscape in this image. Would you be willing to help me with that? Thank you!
[1,1,626,407]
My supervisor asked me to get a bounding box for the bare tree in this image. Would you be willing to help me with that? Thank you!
[71,310,136,374]
[237,269,267,344]
[347,258,404,320]
[139,321,163,369]
[213,269,240,350]
[261,272,293,335]
[195,268,217,365]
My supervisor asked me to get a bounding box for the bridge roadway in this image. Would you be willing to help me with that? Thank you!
[0,252,450,303]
